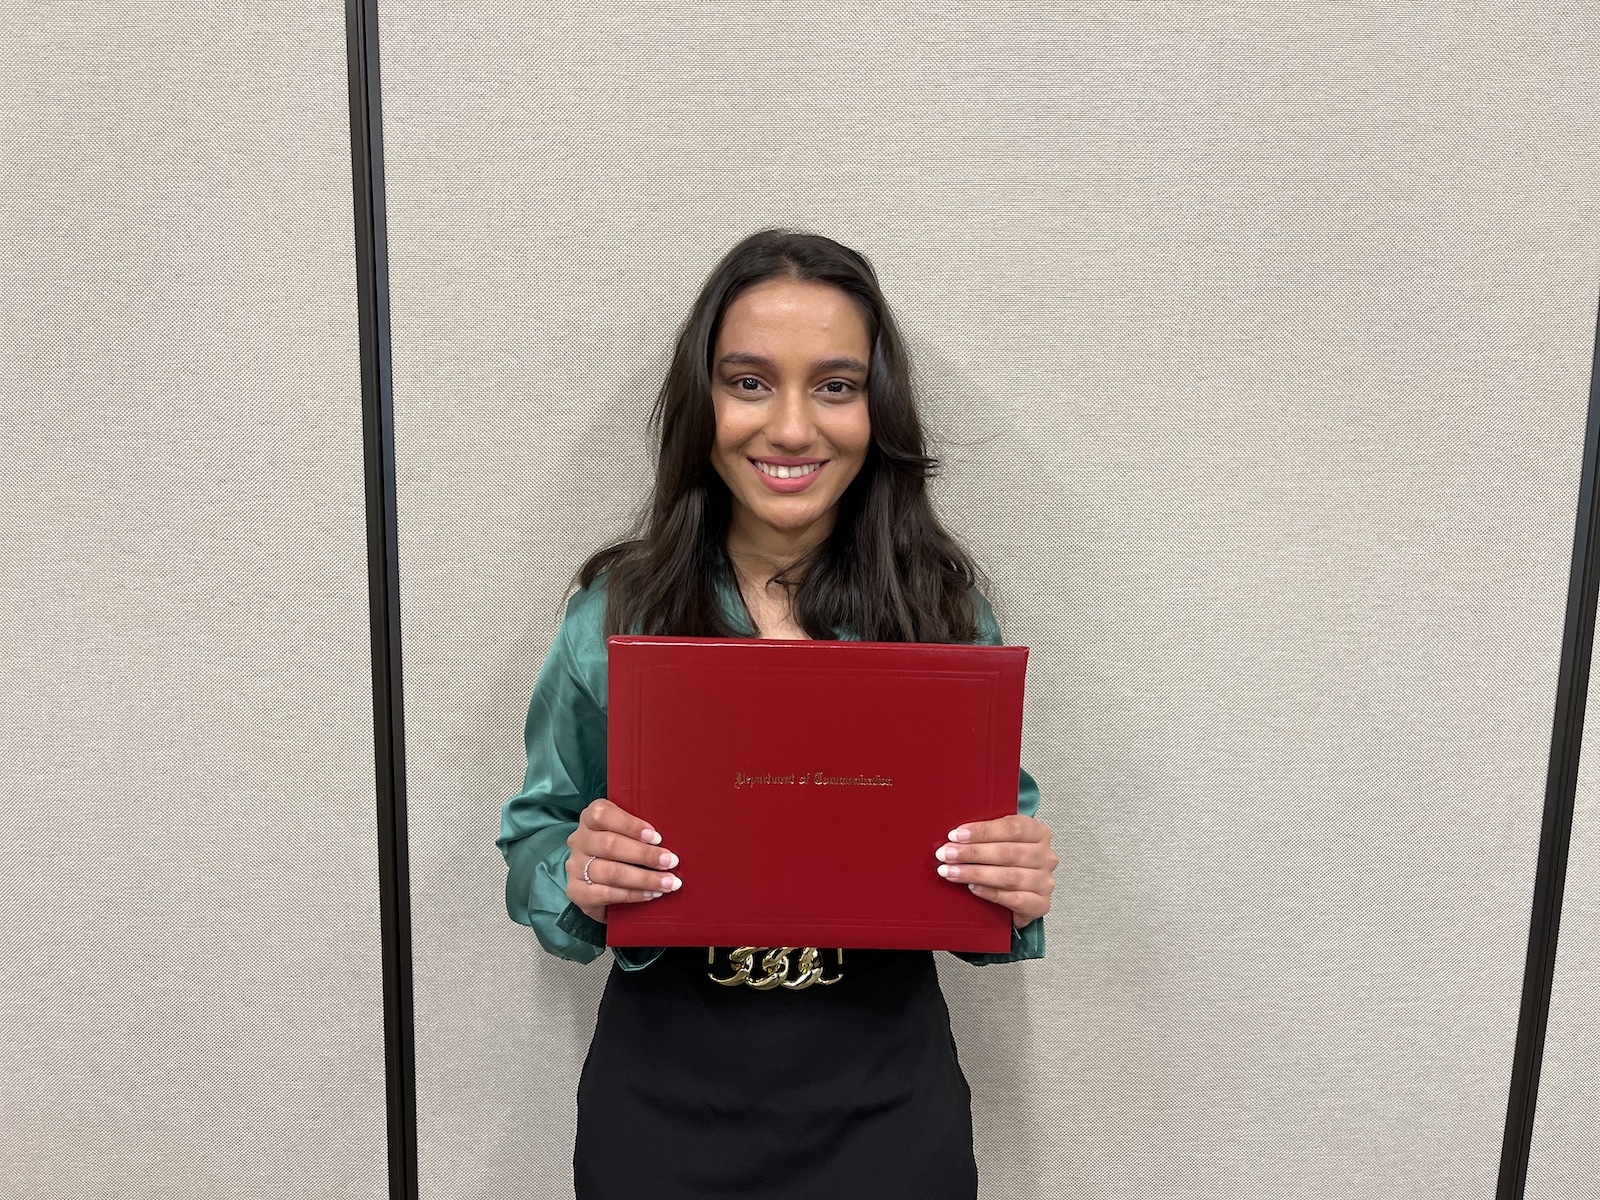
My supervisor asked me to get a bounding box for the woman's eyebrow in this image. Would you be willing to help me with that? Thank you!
[812,356,869,374]
[716,352,774,370]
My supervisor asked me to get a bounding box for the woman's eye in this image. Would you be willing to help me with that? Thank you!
[820,380,855,395]
[734,377,763,392]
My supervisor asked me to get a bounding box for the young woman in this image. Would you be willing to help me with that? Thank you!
[497,229,1058,1199]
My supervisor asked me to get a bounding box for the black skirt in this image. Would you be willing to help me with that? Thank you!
[573,947,978,1200]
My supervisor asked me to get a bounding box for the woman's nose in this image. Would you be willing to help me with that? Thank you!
[767,389,815,449]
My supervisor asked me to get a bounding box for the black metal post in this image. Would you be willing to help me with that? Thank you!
[345,2,417,1198]
[1497,294,1600,1197]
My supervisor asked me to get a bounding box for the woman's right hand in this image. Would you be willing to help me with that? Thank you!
[566,798,682,923]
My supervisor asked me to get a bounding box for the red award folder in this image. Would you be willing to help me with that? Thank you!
[605,636,1028,952]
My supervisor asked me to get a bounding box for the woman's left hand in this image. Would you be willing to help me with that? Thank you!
[936,814,1058,928]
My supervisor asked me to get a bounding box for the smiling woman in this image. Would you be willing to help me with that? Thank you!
[497,229,1055,1199]
[576,229,992,646]
[709,277,873,637]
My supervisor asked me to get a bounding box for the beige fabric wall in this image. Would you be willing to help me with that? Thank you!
[1,7,387,1198]
[377,4,1600,1198]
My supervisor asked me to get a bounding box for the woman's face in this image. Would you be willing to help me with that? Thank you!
[709,277,873,552]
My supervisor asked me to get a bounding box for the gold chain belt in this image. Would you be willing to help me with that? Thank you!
[706,946,844,991]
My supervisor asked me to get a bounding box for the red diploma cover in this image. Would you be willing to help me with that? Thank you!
[605,636,1028,952]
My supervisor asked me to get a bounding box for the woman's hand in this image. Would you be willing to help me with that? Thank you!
[566,798,682,924]
[936,814,1058,928]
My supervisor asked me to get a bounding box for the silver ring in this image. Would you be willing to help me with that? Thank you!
[581,855,598,886]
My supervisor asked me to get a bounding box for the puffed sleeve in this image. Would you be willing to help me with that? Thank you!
[496,581,662,971]
[949,591,1048,965]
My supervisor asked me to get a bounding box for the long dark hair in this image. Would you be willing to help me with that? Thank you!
[579,228,983,643]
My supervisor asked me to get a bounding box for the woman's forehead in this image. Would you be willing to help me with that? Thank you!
[717,279,870,356]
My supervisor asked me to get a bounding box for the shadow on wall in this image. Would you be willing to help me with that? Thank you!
[916,336,1185,1190]
[458,350,662,1189]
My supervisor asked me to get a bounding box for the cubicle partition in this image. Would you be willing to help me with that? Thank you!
[373,4,1600,1198]
[2,6,388,1198]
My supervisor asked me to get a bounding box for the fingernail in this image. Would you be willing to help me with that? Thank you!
[660,851,679,869]
[967,883,984,894]
[937,864,960,880]
[949,827,971,843]
[935,845,955,863]
[644,891,662,900]
[642,828,662,846]
[662,874,680,891]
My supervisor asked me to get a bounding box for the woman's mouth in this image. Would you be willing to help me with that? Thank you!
[749,458,826,493]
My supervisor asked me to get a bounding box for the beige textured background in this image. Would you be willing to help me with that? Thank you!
[379,5,1600,1198]
[1,6,387,1198]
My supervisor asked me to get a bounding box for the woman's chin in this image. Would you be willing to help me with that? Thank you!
[732,496,835,541]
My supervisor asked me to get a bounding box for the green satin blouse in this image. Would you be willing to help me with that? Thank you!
[496,573,1047,971]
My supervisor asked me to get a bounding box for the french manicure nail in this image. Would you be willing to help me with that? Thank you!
[949,827,971,843]
[935,845,954,863]
[660,851,679,869]
[644,891,661,900]
[642,828,662,846]
[937,864,958,880]
[662,875,680,891]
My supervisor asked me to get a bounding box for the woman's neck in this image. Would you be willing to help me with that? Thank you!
[724,509,833,640]
[724,508,834,588]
